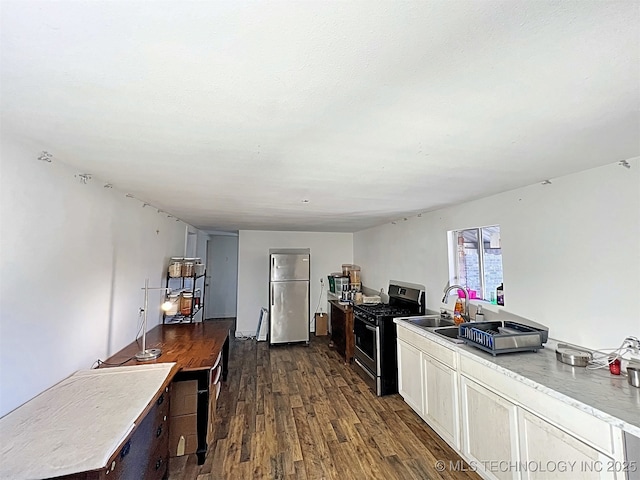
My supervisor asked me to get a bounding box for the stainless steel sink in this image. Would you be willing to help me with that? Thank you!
[407,315,455,328]
[433,326,464,343]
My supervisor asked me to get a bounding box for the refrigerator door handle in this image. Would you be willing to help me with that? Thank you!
[271,285,274,306]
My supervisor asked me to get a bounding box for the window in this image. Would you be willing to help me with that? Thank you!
[449,225,503,303]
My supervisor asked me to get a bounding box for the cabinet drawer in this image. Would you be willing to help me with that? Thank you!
[106,396,168,479]
[397,326,456,368]
[155,386,170,424]
[145,434,169,480]
[459,355,615,456]
[518,409,617,480]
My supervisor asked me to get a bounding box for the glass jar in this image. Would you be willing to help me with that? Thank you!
[181,293,193,316]
[194,263,206,277]
[348,265,361,285]
[164,294,180,316]
[168,258,183,278]
[182,258,196,277]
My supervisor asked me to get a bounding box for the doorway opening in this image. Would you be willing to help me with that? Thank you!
[205,233,239,334]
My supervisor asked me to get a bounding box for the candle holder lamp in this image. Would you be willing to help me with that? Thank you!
[136,278,172,362]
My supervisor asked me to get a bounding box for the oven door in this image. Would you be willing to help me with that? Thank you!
[353,316,379,376]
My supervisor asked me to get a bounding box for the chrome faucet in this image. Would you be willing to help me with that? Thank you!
[442,284,470,321]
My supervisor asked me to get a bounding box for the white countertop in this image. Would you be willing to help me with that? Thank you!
[0,363,176,480]
[395,318,640,437]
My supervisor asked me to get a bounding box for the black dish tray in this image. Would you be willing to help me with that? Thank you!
[458,321,547,356]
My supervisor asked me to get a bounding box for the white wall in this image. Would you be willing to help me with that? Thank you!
[0,133,189,416]
[354,158,640,350]
[236,230,353,336]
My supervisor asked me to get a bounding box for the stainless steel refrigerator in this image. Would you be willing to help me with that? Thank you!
[269,248,310,345]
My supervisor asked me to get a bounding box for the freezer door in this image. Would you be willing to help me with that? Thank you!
[270,280,309,343]
[270,254,310,281]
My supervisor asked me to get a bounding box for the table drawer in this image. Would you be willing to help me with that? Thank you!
[145,432,169,480]
[106,393,169,479]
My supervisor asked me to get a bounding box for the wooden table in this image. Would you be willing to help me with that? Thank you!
[103,320,233,464]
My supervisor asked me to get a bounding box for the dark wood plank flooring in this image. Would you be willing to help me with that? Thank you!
[168,335,480,480]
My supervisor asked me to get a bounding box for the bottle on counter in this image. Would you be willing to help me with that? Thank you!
[453,297,464,325]
[496,283,504,306]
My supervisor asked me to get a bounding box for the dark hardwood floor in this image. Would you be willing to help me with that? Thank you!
[168,335,480,480]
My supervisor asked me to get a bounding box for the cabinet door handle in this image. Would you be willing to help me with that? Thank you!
[157,394,164,406]
[120,441,131,459]
[155,458,164,470]
[156,425,163,438]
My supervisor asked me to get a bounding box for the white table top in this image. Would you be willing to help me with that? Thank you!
[0,362,176,480]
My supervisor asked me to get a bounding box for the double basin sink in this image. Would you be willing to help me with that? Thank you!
[402,315,463,343]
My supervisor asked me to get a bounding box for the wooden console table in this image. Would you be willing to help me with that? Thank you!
[103,320,233,464]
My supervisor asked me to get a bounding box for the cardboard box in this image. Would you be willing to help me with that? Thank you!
[315,313,328,336]
[169,413,198,457]
[170,379,198,417]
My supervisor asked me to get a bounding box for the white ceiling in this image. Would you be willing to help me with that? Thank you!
[1,1,638,233]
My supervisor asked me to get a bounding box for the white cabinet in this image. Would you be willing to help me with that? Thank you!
[423,353,459,449]
[397,338,424,416]
[518,409,618,480]
[460,376,520,480]
[396,323,629,480]
[397,327,460,451]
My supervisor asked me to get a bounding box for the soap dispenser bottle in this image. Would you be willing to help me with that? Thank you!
[453,297,464,325]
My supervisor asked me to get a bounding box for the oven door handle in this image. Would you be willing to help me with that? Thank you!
[355,344,376,364]
[364,324,377,332]
[354,358,375,380]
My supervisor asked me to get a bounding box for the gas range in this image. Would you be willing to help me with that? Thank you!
[352,282,426,396]
[352,304,412,325]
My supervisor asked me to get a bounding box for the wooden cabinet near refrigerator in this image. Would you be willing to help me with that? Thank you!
[328,297,354,363]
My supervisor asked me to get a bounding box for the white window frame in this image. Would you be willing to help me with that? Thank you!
[448,225,502,302]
